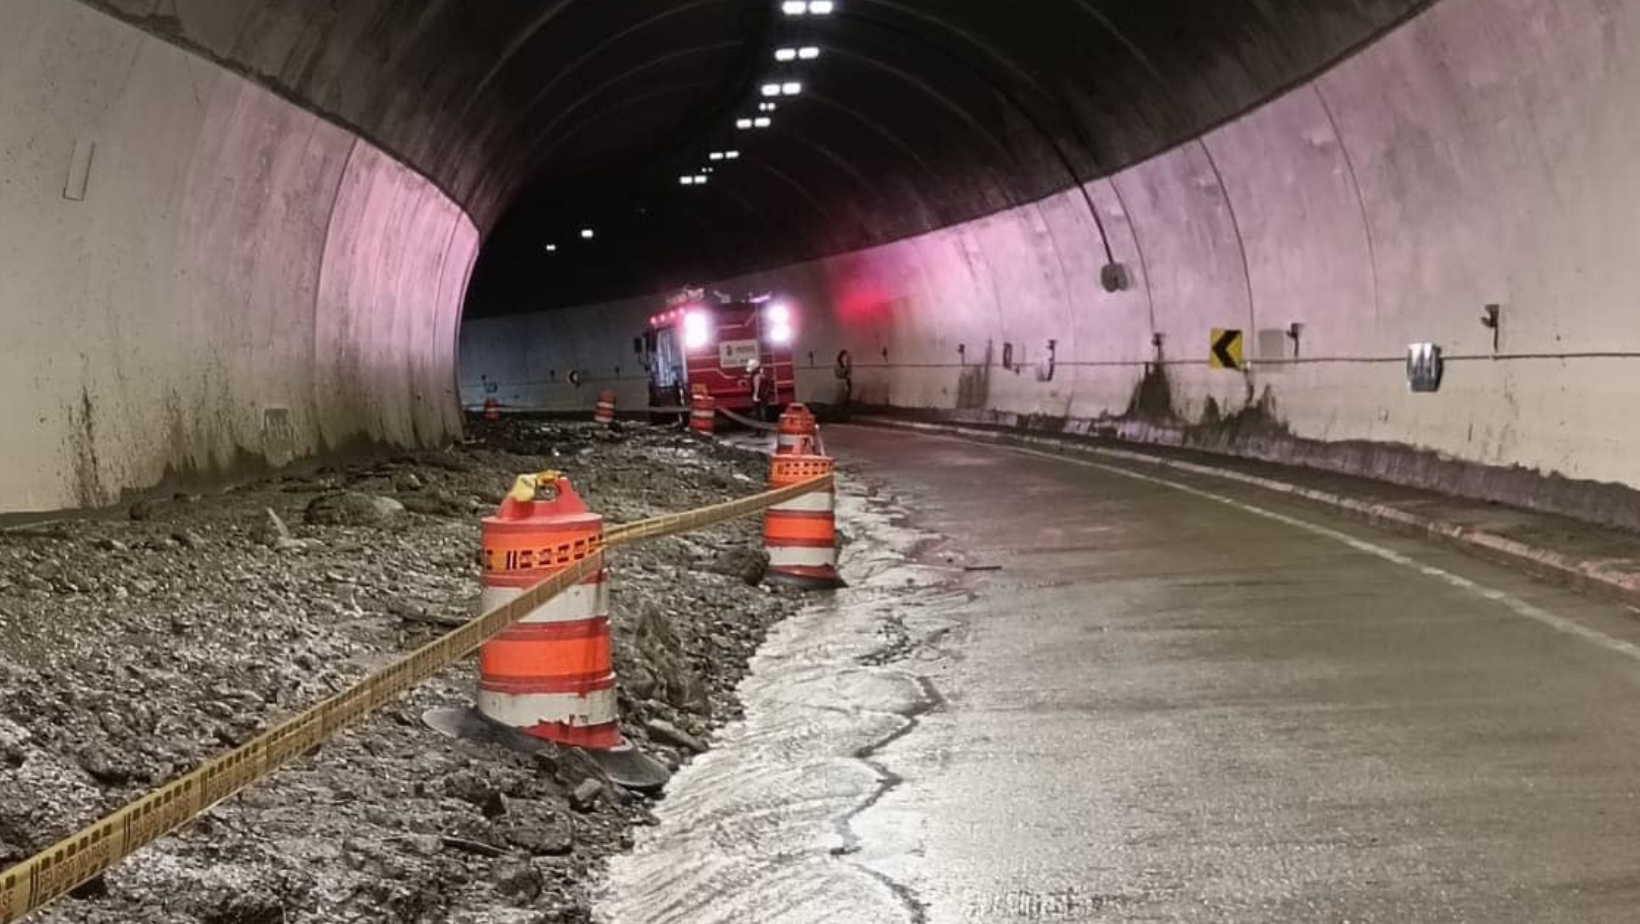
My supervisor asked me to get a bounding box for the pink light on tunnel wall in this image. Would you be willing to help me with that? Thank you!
[828,259,900,325]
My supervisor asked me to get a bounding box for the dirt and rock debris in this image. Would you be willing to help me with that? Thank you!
[0,418,809,923]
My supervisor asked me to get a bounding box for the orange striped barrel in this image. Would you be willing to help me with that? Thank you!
[776,403,818,455]
[483,398,501,422]
[690,393,716,435]
[477,476,620,749]
[594,390,617,425]
[764,454,841,589]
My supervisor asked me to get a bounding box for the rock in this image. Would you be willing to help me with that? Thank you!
[400,490,477,519]
[645,719,707,754]
[172,529,208,550]
[492,859,544,902]
[625,666,658,701]
[666,671,712,718]
[706,547,769,586]
[253,508,292,547]
[303,492,406,526]
[77,746,136,785]
[496,800,575,856]
[273,537,308,554]
[570,778,604,813]
[129,499,156,521]
[444,769,504,809]
[96,538,128,553]
[393,471,425,493]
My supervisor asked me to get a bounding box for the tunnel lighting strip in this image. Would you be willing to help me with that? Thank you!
[685,3,831,196]
[782,0,834,15]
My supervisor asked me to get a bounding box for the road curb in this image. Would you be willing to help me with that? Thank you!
[856,417,1640,611]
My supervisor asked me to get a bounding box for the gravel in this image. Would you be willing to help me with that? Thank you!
[1,417,805,923]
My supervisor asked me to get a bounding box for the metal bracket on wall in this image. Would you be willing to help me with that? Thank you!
[1481,304,1501,353]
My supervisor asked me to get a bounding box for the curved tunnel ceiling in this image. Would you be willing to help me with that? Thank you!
[82,0,1433,312]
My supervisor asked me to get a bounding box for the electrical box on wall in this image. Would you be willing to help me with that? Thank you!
[1256,329,1292,364]
[1407,343,1443,393]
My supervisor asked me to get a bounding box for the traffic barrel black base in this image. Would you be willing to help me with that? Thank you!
[422,706,672,792]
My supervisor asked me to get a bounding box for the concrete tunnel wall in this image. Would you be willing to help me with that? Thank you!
[0,0,478,515]
[461,0,1640,497]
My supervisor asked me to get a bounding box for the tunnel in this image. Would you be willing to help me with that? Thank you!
[5,0,1509,515]
[10,0,1640,921]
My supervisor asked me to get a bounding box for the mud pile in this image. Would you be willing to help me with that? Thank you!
[0,418,797,923]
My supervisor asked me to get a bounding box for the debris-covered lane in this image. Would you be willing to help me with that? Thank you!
[1,418,804,924]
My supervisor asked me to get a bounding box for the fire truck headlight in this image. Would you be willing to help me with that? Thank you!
[769,322,794,345]
[767,302,792,327]
[684,312,712,350]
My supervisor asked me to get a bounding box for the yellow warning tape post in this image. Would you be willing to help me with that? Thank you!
[0,472,834,923]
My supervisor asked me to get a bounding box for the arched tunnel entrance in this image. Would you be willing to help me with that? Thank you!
[12,0,1640,921]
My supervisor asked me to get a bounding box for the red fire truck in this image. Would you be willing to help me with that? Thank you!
[642,288,798,411]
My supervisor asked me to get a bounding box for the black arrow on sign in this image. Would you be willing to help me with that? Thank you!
[1212,329,1242,370]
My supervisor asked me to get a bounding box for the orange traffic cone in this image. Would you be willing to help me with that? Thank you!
[764,454,843,590]
[425,472,669,790]
[776,403,818,455]
[594,390,617,426]
[690,393,716,435]
[483,398,501,422]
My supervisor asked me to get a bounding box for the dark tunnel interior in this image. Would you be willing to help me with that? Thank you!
[82,0,1433,313]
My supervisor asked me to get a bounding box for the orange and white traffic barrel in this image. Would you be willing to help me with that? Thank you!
[690,393,716,435]
[483,398,501,422]
[776,403,818,455]
[476,473,619,749]
[764,454,842,589]
[594,390,617,426]
[424,472,668,789]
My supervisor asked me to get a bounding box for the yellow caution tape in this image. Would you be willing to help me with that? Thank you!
[0,472,834,923]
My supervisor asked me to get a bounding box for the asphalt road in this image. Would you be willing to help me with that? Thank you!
[609,426,1640,923]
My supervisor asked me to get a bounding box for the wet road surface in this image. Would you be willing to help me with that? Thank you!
[603,427,1640,923]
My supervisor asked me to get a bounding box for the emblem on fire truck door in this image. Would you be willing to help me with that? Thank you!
[719,339,759,368]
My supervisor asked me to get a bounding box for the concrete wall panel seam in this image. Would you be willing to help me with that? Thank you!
[1311,79,1383,323]
[1194,137,1259,355]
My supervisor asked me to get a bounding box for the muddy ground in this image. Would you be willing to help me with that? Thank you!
[0,418,807,923]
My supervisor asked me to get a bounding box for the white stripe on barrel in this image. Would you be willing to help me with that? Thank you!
[477,687,618,730]
[479,577,609,626]
[767,545,839,568]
